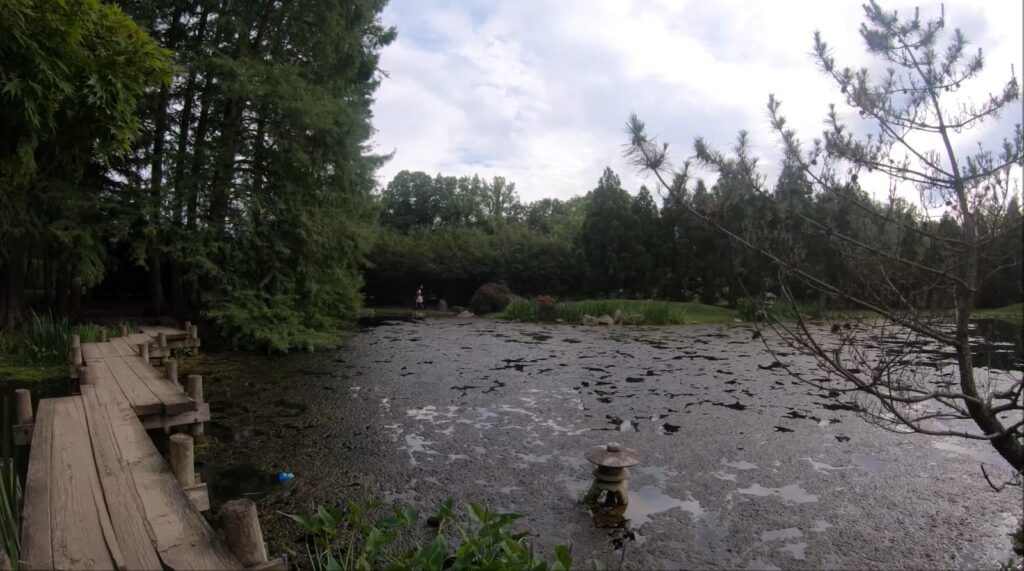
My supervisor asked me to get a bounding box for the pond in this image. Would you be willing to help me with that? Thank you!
[186,318,1019,569]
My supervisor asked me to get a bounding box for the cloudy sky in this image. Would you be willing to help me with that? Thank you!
[369,1,1023,203]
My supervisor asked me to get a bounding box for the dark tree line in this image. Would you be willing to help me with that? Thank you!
[2,0,394,350]
[368,162,1021,310]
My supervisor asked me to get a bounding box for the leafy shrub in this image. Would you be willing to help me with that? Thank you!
[468,283,513,315]
[286,500,575,571]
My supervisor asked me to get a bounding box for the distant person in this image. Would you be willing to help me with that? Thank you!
[415,286,424,309]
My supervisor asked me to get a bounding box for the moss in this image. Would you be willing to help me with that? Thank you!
[0,365,65,383]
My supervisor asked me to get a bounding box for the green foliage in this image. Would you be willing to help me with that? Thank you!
[0,401,22,569]
[469,283,514,316]
[1,0,173,327]
[0,312,118,383]
[285,500,574,571]
[503,298,737,325]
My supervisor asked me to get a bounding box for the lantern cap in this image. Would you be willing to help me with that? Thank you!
[585,442,640,468]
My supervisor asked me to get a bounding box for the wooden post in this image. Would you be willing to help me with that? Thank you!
[221,499,268,567]
[158,332,167,350]
[80,366,92,386]
[187,374,204,437]
[100,329,108,343]
[184,321,192,336]
[14,389,32,425]
[138,342,150,364]
[118,324,127,337]
[189,324,199,341]
[165,358,178,385]
[70,334,82,367]
[169,434,195,487]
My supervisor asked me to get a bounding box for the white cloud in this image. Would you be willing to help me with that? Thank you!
[370,0,1023,206]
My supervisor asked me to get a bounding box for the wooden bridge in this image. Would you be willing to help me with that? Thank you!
[13,325,280,570]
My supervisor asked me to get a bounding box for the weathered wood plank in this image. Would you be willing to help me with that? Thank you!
[121,356,194,415]
[97,341,122,359]
[81,386,163,571]
[82,343,103,361]
[49,397,117,570]
[121,333,153,353]
[109,337,137,358]
[138,326,189,341]
[82,360,140,412]
[103,357,164,416]
[72,397,127,571]
[21,400,54,570]
[139,403,210,431]
[103,394,241,569]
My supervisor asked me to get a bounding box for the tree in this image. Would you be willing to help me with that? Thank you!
[0,0,172,326]
[626,1,1023,476]
[579,168,644,296]
[108,0,395,350]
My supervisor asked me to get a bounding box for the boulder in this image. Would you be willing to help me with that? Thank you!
[438,299,448,312]
[457,310,475,318]
[621,313,644,325]
[597,314,616,326]
[582,314,599,326]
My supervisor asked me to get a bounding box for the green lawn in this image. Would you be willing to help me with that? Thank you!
[975,303,1023,324]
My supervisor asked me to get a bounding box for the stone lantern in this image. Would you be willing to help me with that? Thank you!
[583,442,640,511]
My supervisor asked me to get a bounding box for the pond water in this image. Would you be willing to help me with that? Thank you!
[180,319,1018,569]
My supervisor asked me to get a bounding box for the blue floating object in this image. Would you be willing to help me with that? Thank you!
[278,472,290,481]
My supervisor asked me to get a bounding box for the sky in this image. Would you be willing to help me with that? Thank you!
[369,1,1023,204]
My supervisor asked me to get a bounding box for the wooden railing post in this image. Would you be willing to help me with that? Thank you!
[158,332,167,351]
[118,324,127,337]
[169,434,195,487]
[100,329,108,343]
[165,358,178,386]
[189,324,199,341]
[14,389,32,425]
[70,334,82,367]
[221,499,268,567]
[186,374,204,437]
[138,342,150,364]
[184,321,192,336]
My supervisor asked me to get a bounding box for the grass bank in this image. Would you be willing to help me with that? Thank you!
[359,307,454,321]
[501,298,737,325]
[0,312,119,383]
[975,303,1023,325]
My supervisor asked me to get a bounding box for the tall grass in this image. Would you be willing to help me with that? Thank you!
[504,298,737,325]
[0,311,118,368]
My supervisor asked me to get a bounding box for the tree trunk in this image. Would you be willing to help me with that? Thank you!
[149,254,166,316]
[169,258,185,318]
[2,240,25,327]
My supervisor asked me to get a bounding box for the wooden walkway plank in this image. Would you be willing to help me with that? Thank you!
[97,342,121,359]
[122,333,153,352]
[121,356,194,415]
[21,400,54,571]
[138,326,189,341]
[81,386,164,571]
[103,395,241,570]
[49,397,117,571]
[83,360,151,415]
[103,357,164,416]
[109,337,137,357]
[82,343,103,361]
